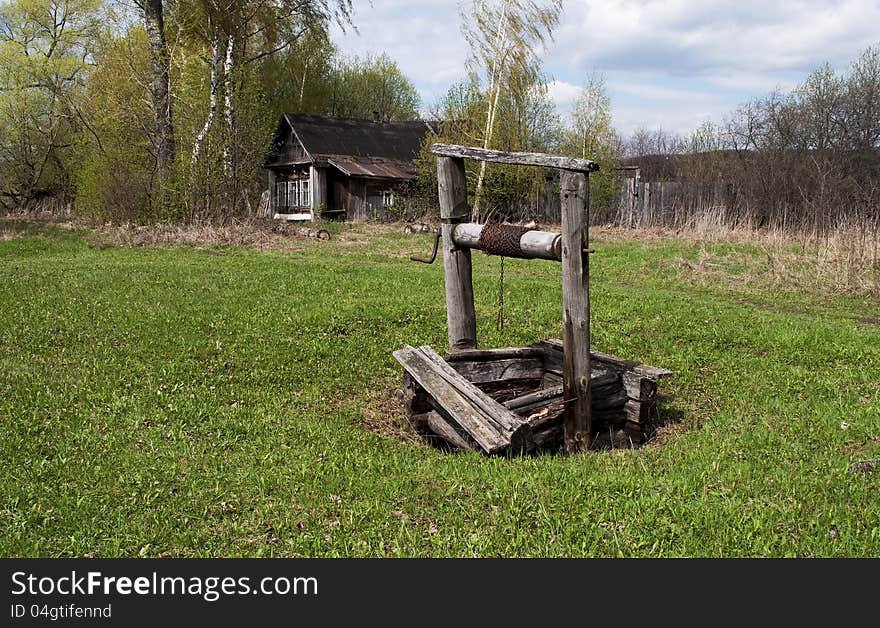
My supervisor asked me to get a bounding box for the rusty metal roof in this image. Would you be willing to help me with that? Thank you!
[326,155,416,179]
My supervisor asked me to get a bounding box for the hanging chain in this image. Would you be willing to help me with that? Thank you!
[496,255,505,331]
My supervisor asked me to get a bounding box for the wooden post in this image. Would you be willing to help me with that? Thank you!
[560,170,591,453]
[437,156,477,351]
[310,165,327,218]
[267,170,276,215]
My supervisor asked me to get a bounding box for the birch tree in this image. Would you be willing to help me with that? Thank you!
[561,73,623,219]
[215,0,351,171]
[460,0,561,220]
[570,73,613,160]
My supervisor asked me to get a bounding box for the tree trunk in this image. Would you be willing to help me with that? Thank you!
[143,0,175,184]
[299,57,309,108]
[192,35,220,168]
[223,33,235,176]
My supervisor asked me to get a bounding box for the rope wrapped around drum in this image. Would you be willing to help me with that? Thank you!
[451,222,563,261]
[477,223,533,258]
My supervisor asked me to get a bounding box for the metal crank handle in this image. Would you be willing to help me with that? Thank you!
[410,231,442,264]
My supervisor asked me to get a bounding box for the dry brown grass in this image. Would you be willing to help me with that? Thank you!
[358,377,424,446]
[5,212,878,298]
[594,217,880,298]
[86,219,323,252]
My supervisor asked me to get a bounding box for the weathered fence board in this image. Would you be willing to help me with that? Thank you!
[616,178,731,228]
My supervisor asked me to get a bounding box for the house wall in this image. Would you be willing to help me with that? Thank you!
[268,129,309,165]
[346,179,398,222]
[268,164,405,222]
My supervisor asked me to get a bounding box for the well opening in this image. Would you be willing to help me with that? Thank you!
[397,340,672,455]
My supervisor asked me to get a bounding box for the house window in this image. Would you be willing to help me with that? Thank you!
[275,178,311,210]
[383,190,395,207]
[300,179,310,208]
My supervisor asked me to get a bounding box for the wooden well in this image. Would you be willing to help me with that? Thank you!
[394,144,672,456]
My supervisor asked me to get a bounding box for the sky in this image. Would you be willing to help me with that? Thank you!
[330,0,880,138]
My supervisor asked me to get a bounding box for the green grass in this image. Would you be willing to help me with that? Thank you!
[1,221,878,557]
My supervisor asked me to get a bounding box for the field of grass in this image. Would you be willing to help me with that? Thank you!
[1,219,878,557]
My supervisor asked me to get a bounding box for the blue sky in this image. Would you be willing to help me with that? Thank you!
[330,0,880,137]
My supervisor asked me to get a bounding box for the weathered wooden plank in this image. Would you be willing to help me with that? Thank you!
[310,166,327,215]
[593,387,627,411]
[427,412,477,451]
[412,411,477,452]
[623,399,656,424]
[523,399,566,431]
[504,385,564,411]
[593,407,627,424]
[402,372,432,414]
[474,379,542,402]
[449,358,544,385]
[560,170,592,453]
[542,371,562,388]
[622,371,657,401]
[446,347,544,362]
[623,421,643,442]
[393,346,507,454]
[431,144,599,173]
[537,339,674,380]
[417,346,533,452]
[532,425,563,450]
[438,156,477,351]
[594,349,673,379]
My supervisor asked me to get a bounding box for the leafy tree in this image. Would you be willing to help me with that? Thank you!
[430,73,562,222]
[0,0,104,210]
[74,26,157,221]
[460,0,562,219]
[326,53,420,121]
[560,73,621,217]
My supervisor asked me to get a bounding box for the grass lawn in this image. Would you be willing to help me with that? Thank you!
[1,220,878,557]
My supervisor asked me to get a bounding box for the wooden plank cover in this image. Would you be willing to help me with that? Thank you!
[393,345,533,454]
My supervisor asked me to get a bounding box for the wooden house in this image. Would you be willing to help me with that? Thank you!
[264,113,436,221]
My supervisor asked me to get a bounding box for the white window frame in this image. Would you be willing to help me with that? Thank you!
[300,179,311,208]
[383,189,395,207]
[276,176,312,210]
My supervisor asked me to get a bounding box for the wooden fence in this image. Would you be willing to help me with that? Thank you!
[616,177,731,228]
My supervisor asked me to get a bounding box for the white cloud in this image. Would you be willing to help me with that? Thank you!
[330,1,467,93]
[550,0,880,77]
[612,81,715,103]
[331,0,880,135]
[546,80,582,114]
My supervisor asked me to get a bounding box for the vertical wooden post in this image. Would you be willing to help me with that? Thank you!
[437,156,477,351]
[560,169,591,453]
[310,165,327,218]
[267,169,276,215]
